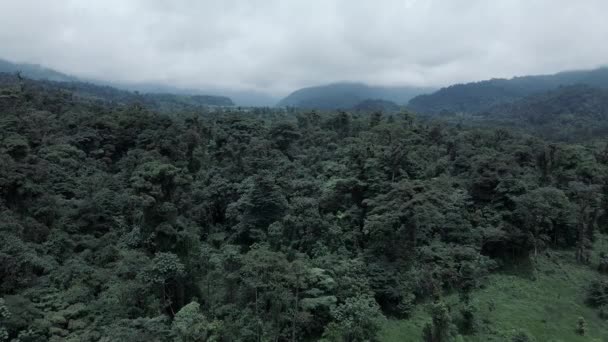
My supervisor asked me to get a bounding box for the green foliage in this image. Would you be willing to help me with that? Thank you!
[171,301,208,342]
[599,252,608,274]
[598,305,608,320]
[587,279,608,307]
[278,82,430,109]
[511,329,536,342]
[322,295,384,342]
[576,316,587,335]
[408,67,608,115]
[0,298,9,342]
[422,301,455,342]
[1,75,608,341]
[141,252,185,284]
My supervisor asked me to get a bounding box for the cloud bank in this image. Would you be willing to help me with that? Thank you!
[1,0,607,96]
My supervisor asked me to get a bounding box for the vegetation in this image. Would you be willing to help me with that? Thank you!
[408,67,608,115]
[1,73,608,341]
[0,58,78,83]
[380,250,608,341]
[277,82,433,109]
[0,67,234,112]
[352,99,400,113]
[479,85,608,141]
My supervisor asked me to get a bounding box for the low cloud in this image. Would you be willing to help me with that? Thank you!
[1,0,607,96]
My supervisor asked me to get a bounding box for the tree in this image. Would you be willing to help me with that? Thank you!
[422,301,454,342]
[568,181,603,264]
[587,279,608,307]
[322,295,383,342]
[514,187,575,259]
[576,316,586,336]
[510,329,536,342]
[172,301,208,342]
[227,174,287,244]
[140,252,186,315]
[0,298,9,342]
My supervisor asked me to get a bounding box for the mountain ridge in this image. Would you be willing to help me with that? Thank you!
[408,66,608,114]
[277,82,434,109]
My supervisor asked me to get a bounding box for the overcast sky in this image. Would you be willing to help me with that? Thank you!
[1,0,607,96]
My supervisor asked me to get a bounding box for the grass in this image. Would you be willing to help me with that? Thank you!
[379,245,608,341]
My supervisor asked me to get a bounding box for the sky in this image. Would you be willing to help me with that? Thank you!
[1,0,608,97]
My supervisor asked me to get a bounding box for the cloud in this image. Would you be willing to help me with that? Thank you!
[1,0,607,96]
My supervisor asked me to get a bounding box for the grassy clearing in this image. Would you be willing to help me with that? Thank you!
[380,247,608,341]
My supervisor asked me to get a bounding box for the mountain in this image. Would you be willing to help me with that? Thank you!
[408,67,608,114]
[0,58,79,82]
[106,82,278,107]
[478,85,608,141]
[352,99,400,112]
[0,72,234,110]
[0,58,246,106]
[277,82,433,109]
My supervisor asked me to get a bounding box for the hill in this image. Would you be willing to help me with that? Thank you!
[277,82,433,109]
[479,85,608,141]
[0,58,247,106]
[0,58,79,82]
[352,98,401,112]
[0,72,234,111]
[408,67,608,114]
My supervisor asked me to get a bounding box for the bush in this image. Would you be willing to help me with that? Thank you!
[598,252,608,274]
[576,316,586,336]
[459,304,478,335]
[587,279,608,307]
[598,305,608,320]
[511,329,536,342]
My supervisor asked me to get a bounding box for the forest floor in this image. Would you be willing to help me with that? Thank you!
[380,237,608,341]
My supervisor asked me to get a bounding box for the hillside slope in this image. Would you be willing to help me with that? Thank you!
[408,67,608,114]
[278,82,432,109]
[381,249,608,341]
[0,58,79,82]
[0,72,234,111]
[0,58,245,106]
[477,85,608,141]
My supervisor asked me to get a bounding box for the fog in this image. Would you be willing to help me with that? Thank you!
[1,0,607,96]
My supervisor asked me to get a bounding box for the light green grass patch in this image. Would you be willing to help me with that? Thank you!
[380,249,608,341]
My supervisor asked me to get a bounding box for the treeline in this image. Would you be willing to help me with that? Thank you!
[0,77,607,341]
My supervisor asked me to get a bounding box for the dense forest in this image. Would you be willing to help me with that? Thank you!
[408,67,608,115]
[478,85,608,141]
[0,74,234,113]
[1,73,608,342]
[277,83,432,109]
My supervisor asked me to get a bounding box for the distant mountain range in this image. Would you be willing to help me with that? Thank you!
[0,72,234,112]
[277,82,434,109]
[0,58,79,83]
[408,67,608,114]
[0,58,276,106]
[5,56,608,114]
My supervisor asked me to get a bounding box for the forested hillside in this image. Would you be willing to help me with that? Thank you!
[352,99,400,113]
[1,76,608,342]
[478,85,608,141]
[277,83,432,109]
[0,73,233,114]
[0,58,78,83]
[408,67,608,115]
